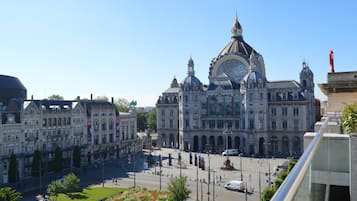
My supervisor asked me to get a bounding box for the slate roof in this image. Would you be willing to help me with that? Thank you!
[267,80,300,89]
[0,75,26,90]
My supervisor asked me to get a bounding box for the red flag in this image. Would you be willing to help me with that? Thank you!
[329,50,334,73]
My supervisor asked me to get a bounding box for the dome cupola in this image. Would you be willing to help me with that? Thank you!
[182,57,202,91]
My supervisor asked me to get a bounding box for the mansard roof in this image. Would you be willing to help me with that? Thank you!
[267,80,300,89]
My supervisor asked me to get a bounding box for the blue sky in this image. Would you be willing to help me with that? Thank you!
[1,1,356,107]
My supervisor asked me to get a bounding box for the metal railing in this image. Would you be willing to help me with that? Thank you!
[271,117,330,201]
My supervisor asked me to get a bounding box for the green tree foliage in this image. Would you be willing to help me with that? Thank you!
[73,146,81,168]
[137,112,148,132]
[261,159,296,199]
[54,147,63,172]
[147,109,157,132]
[167,176,191,201]
[278,170,288,181]
[0,187,22,201]
[63,173,80,193]
[273,178,283,191]
[47,180,65,200]
[115,98,130,112]
[288,160,297,173]
[261,187,275,201]
[48,94,64,100]
[342,103,357,134]
[31,150,42,177]
[8,154,18,183]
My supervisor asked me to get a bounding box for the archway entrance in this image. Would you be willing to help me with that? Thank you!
[282,136,289,156]
[293,136,300,155]
[193,136,199,152]
[217,136,224,152]
[228,136,232,149]
[259,138,265,155]
[234,136,240,151]
[201,136,207,152]
[209,136,215,153]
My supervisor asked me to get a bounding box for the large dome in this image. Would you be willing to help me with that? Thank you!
[0,75,27,105]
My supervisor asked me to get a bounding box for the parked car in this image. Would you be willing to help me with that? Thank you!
[222,149,238,156]
[224,180,246,192]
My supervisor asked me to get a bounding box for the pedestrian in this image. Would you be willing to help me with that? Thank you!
[115,179,118,184]
[219,175,222,182]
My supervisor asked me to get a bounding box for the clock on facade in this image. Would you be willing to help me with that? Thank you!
[216,59,248,83]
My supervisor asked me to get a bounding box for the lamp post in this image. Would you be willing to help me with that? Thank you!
[206,144,212,201]
[159,154,162,191]
[240,153,243,181]
[101,148,105,188]
[213,170,216,201]
[39,159,42,195]
[257,159,263,200]
[196,158,199,201]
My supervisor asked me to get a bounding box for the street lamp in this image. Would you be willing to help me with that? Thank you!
[206,144,212,201]
[239,153,243,181]
[257,159,263,200]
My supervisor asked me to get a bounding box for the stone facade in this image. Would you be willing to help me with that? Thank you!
[319,71,357,113]
[0,96,139,184]
[157,16,316,157]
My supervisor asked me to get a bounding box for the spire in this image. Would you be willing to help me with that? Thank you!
[188,56,195,76]
[231,14,243,38]
[249,50,256,72]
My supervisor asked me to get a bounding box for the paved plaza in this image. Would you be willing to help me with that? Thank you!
[93,148,288,201]
[22,148,289,201]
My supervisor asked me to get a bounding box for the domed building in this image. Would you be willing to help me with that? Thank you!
[156,16,316,157]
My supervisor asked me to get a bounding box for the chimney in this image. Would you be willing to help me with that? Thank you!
[111,97,114,104]
[31,95,33,100]
[90,93,93,100]
[77,96,80,101]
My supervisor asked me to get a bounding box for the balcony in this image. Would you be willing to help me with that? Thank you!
[272,115,352,201]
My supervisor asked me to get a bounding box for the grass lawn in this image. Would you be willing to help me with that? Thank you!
[50,187,125,201]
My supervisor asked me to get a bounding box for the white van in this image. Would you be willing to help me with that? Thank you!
[222,149,238,156]
[224,180,246,192]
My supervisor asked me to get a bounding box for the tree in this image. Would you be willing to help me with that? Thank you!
[47,180,64,201]
[278,170,288,181]
[273,178,283,191]
[63,173,80,193]
[261,187,275,201]
[137,112,148,132]
[167,176,191,201]
[342,103,357,134]
[48,94,64,100]
[31,150,42,177]
[54,147,63,172]
[147,109,157,132]
[115,98,130,112]
[0,187,22,201]
[288,160,297,173]
[8,154,18,183]
[73,146,81,168]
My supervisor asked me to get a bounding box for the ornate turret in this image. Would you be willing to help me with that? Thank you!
[300,60,314,91]
[231,14,243,38]
[170,77,179,88]
[188,56,195,76]
[249,50,257,72]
